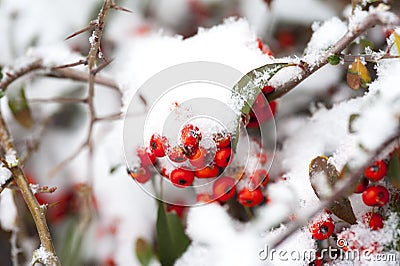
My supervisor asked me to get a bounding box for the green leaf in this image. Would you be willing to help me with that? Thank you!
[110,163,122,174]
[359,38,374,52]
[387,149,400,190]
[8,87,33,128]
[348,113,360,133]
[328,55,341,65]
[156,201,190,266]
[309,156,357,224]
[135,238,154,266]
[231,62,289,149]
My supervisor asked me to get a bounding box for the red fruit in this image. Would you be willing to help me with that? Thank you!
[354,177,369,193]
[364,160,387,182]
[262,85,275,94]
[167,204,186,218]
[180,124,202,149]
[161,167,169,178]
[189,147,207,168]
[237,188,264,207]
[362,185,389,207]
[256,153,268,165]
[170,168,194,187]
[250,169,270,188]
[213,176,236,202]
[309,217,335,240]
[167,146,187,163]
[363,212,384,230]
[214,147,233,168]
[268,101,277,117]
[195,164,219,178]
[213,133,231,148]
[253,93,266,110]
[128,167,151,184]
[196,193,214,203]
[136,146,156,166]
[149,134,168,157]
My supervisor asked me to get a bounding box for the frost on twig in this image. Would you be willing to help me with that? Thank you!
[31,245,58,266]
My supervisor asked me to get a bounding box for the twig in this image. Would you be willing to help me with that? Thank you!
[0,111,60,265]
[29,97,87,104]
[269,131,400,249]
[342,54,400,63]
[47,142,86,178]
[0,59,43,92]
[267,12,400,102]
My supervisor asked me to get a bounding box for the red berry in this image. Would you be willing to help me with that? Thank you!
[195,164,219,178]
[180,124,202,149]
[167,204,186,218]
[237,188,264,207]
[256,152,268,165]
[364,160,387,182]
[354,177,369,194]
[362,185,389,207]
[213,132,231,148]
[309,217,335,240]
[161,167,169,178]
[257,38,264,51]
[149,134,168,157]
[250,169,270,189]
[137,147,156,166]
[262,85,275,94]
[362,212,384,230]
[189,147,207,168]
[253,94,266,110]
[170,168,195,187]
[214,147,233,168]
[128,167,151,184]
[268,101,277,117]
[167,146,187,163]
[213,176,236,202]
[196,193,214,203]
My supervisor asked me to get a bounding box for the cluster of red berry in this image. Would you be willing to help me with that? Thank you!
[308,158,393,244]
[354,159,389,230]
[128,121,272,208]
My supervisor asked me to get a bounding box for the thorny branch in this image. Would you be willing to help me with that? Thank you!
[267,10,400,102]
[0,111,60,265]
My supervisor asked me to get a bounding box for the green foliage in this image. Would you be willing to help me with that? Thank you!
[156,201,190,266]
[8,87,33,128]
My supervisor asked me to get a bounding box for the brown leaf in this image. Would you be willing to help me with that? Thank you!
[8,87,33,128]
[346,57,371,90]
[309,156,357,224]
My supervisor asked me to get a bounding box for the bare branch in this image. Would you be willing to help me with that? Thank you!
[52,59,87,69]
[0,111,60,265]
[29,97,86,104]
[46,142,86,178]
[0,59,43,92]
[64,21,97,41]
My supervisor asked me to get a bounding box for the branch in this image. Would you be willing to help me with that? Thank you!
[267,11,400,102]
[0,111,60,265]
[269,131,400,249]
[0,59,43,92]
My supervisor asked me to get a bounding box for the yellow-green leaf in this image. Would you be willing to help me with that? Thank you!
[135,238,154,266]
[387,148,400,190]
[8,87,33,128]
[394,32,400,56]
[346,57,371,90]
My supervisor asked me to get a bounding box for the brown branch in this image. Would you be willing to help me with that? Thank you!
[0,111,60,265]
[29,97,87,104]
[0,59,43,92]
[269,131,400,249]
[267,12,400,102]
[342,54,400,63]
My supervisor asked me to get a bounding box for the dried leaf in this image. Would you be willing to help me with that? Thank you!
[309,156,357,224]
[8,87,33,128]
[135,238,154,266]
[346,57,371,90]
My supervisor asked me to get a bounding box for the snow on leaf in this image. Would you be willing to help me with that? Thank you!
[309,156,357,224]
[346,57,371,90]
[156,201,190,266]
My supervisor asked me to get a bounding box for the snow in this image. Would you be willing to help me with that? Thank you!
[304,17,347,65]
[5,150,19,167]
[32,245,57,266]
[0,188,17,231]
[0,163,12,186]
